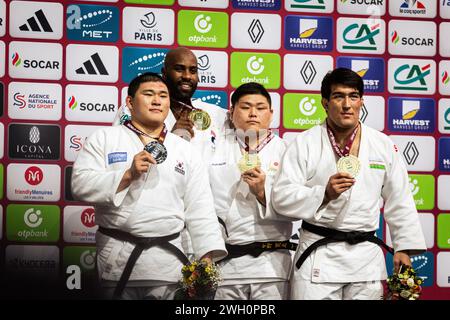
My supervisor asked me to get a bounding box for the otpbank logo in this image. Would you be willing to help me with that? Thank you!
[284,16,333,52]
[389,0,437,18]
[65,84,118,123]
[337,57,384,93]
[230,52,280,89]
[10,1,63,40]
[6,163,61,202]
[125,0,174,4]
[63,206,97,244]
[439,137,450,172]
[66,4,119,42]
[337,0,386,16]
[6,204,60,242]
[386,251,434,287]
[388,20,436,57]
[388,58,436,94]
[388,97,435,133]
[9,41,62,80]
[65,124,107,162]
[193,50,228,88]
[122,7,174,45]
[439,61,450,95]
[438,214,450,249]
[439,99,450,134]
[408,174,435,210]
[179,0,228,8]
[66,44,118,83]
[178,10,228,48]
[122,47,168,84]
[63,246,96,273]
[232,0,281,10]
[193,90,228,110]
[285,0,334,13]
[283,93,326,130]
[337,18,385,54]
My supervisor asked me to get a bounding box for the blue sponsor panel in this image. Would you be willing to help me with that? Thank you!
[232,0,281,10]
[386,251,434,287]
[438,137,450,172]
[66,4,119,42]
[284,15,333,52]
[337,56,384,93]
[388,97,435,133]
[122,47,169,84]
[193,90,228,110]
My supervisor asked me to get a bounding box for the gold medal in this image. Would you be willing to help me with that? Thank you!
[238,153,261,173]
[189,109,211,131]
[337,154,361,178]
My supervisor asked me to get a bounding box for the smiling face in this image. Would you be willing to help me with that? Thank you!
[322,84,363,131]
[126,80,170,129]
[231,93,273,133]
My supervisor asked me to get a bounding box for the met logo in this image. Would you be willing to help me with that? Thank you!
[386,251,434,287]
[122,47,168,83]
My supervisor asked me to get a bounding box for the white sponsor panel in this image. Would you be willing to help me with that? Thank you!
[337,0,386,15]
[389,0,437,18]
[388,20,436,57]
[66,44,118,83]
[337,18,385,54]
[439,61,450,95]
[441,1,450,19]
[122,7,174,45]
[65,84,118,123]
[0,41,4,77]
[193,50,228,88]
[439,99,450,135]
[285,0,334,13]
[282,131,301,144]
[440,23,450,58]
[121,86,128,107]
[360,95,385,131]
[437,252,450,287]
[179,0,228,8]
[65,124,106,162]
[0,0,5,37]
[283,54,333,91]
[388,58,436,95]
[5,245,59,278]
[231,13,281,50]
[269,92,280,129]
[0,122,4,159]
[63,206,97,244]
[8,82,62,121]
[7,163,61,202]
[10,0,63,40]
[9,41,62,80]
[389,135,435,172]
[438,175,450,210]
[385,213,434,249]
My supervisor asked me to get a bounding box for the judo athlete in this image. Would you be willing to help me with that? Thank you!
[271,68,426,300]
[71,72,227,299]
[207,83,294,300]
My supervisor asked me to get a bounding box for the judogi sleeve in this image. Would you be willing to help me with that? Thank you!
[381,141,426,254]
[184,151,227,261]
[271,135,327,221]
[71,129,131,207]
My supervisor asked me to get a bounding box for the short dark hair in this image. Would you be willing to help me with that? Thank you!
[231,82,271,108]
[321,68,364,100]
[128,72,167,97]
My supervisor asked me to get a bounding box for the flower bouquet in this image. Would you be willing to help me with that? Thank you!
[174,259,222,300]
[386,264,423,300]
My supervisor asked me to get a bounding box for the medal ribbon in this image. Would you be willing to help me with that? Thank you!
[236,130,274,155]
[326,122,359,158]
[123,120,168,145]
[172,99,202,116]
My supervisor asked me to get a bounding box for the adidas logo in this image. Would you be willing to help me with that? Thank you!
[19,9,53,32]
[76,53,108,75]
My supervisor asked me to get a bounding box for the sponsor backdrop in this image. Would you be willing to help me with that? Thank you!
[0,0,449,299]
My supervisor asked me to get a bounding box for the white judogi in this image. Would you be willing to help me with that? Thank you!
[271,122,426,299]
[71,125,227,287]
[206,131,293,299]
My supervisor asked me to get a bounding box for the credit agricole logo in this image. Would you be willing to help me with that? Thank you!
[178,10,228,48]
[230,52,280,89]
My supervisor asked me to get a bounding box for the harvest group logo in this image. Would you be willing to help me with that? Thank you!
[388,97,435,133]
[439,137,450,172]
[337,57,384,92]
[284,16,333,51]
[232,0,281,10]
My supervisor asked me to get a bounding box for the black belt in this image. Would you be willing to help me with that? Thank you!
[98,226,189,299]
[295,221,394,270]
[223,240,298,261]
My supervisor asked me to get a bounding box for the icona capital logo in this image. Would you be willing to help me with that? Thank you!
[394,63,430,91]
[343,22,380,50]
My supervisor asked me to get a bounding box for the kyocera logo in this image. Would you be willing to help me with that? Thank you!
[390,30,433,46]
[343,22,380,50]
[69,135,82,151]
[25,166,43,185]
[11,52,59,69]
[81,208,95,228]
[394,64,431,91]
